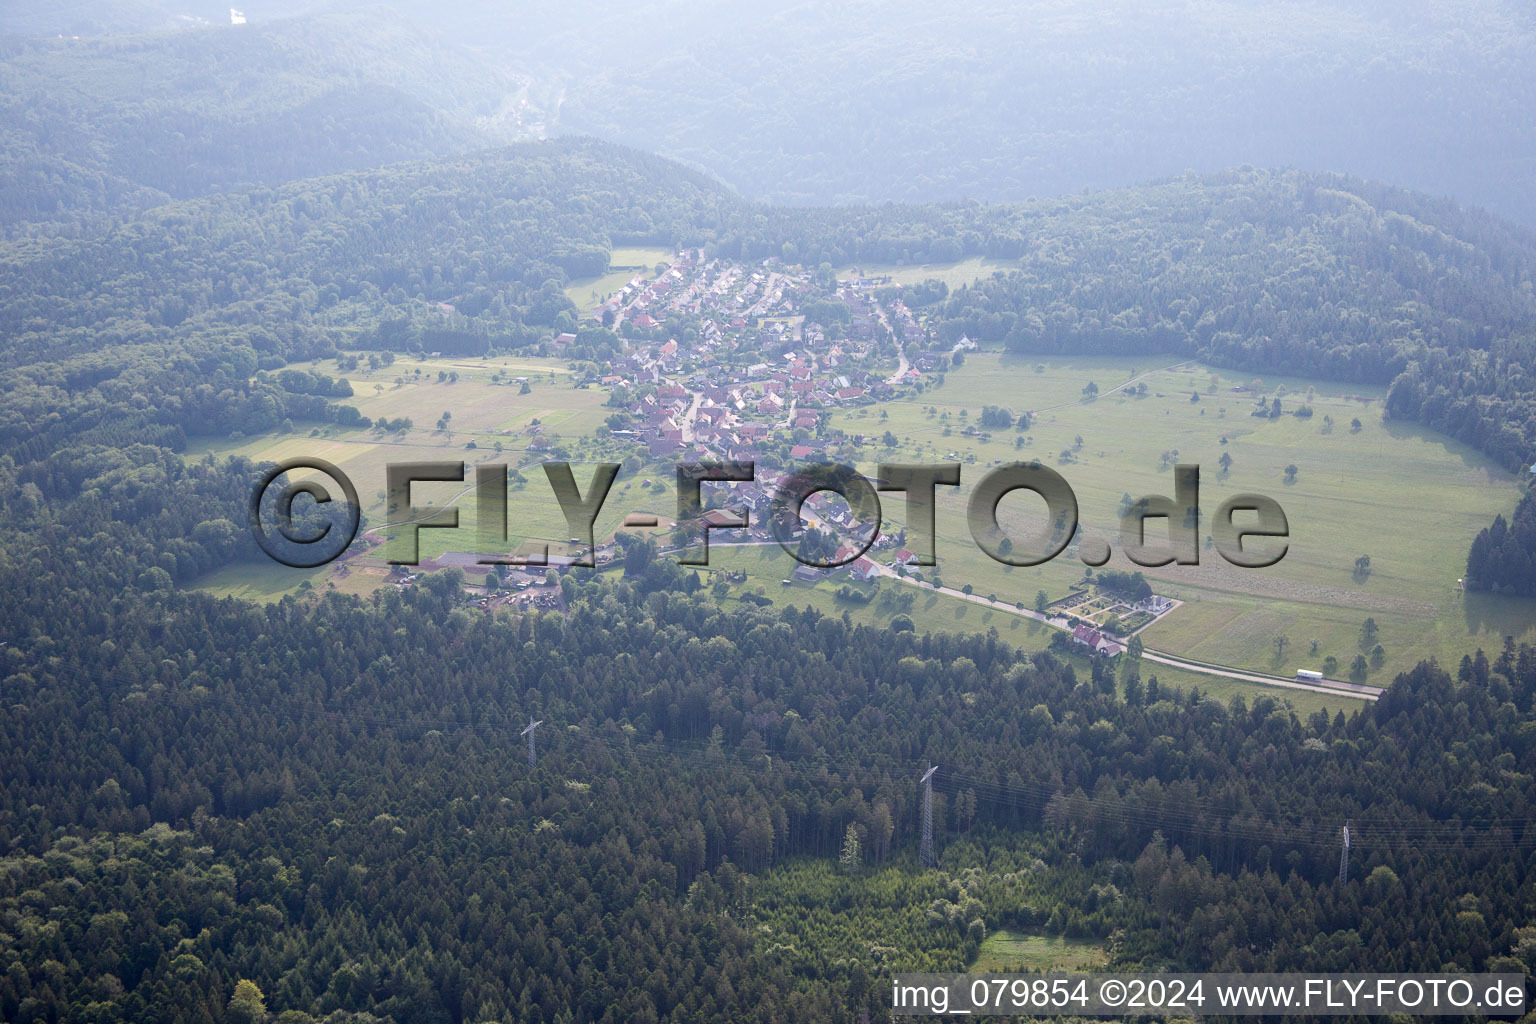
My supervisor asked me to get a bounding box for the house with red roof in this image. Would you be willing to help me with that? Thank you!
[1069,625,1123,658]
[849,556,881,581]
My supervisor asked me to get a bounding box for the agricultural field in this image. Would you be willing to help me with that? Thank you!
[195,339,1535,701]
[824,352,1536,683]
[188,352,627,563]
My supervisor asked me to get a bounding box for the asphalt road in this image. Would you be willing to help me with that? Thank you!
[876,568,1382,702]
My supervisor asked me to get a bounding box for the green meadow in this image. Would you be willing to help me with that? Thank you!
[656,546,1350,717]
[837,256,1019,289]
[827,352,1536,683]
[193,340,1536,700]
[564,245,672,312]
[970,930,1109,973]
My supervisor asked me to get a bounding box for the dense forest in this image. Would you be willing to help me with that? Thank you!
[5,140,1533,552]
[7,477,1536,1022]
[0,12,528,235]
[1466,489,1536,597]
[3,130,1536,1020]
[7,447,1536,1021]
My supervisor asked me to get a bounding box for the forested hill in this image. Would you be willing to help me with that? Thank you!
[0,139,736,366]
[5,145,1536,463]
[907,169,1536,471]
[4,141,1536,572]
[0,11,529,234]
[8,0,1534,230]
[8,152,1536,377]
[0,138,737,469]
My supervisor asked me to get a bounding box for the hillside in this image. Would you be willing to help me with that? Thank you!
[2,142,1535,627]
[4,144,1535,468]
[0,11,530,232]
[6,56,1536,1023]
[0,138,743,483]
[8,1,1536,231]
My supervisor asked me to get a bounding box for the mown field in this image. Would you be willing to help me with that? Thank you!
[187,352,637,564]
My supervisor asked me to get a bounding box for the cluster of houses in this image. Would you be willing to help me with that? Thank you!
[579,252,933,465]
[593,251,764,331]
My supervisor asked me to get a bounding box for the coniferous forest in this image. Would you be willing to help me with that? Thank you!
[4,8,1536,1020]
[1,141,1535,1019]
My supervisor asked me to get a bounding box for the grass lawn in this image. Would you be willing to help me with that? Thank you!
[195,560,329,603]
[195,561,396,604]
[971,929,1109,973]
[189,351,614,542]
[564,268,640,312]
[608,245,672,268]
[702,543,1058,647]
[1107,656,1345,719]
[564,246,674,312]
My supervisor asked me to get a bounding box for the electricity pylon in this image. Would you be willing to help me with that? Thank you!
[522,718,543,770]
[919,764,937,868]
[1339,821,1351,883]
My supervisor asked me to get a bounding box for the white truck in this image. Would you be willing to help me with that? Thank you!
[1296,669,1324,681]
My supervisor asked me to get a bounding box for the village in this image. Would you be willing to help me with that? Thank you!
[378,249,1193,660]
[565,249,969,465]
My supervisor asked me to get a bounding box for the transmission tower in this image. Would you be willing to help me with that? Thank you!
[1339,821,1351,883]
[919,764,937,868]
[522,718,543,770]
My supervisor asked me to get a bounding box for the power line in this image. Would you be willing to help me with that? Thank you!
[521,718,543,771]
[144,685,1536,852]
[11,656,1531,855]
